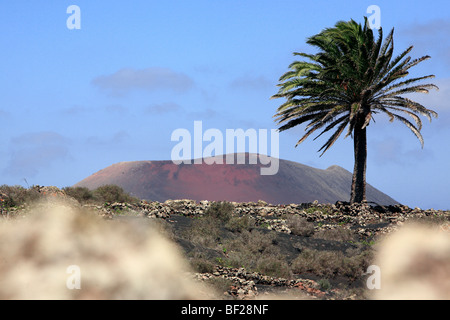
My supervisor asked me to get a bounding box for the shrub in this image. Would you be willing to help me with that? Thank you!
[93,185,139,204]
[256,256,292,279]
[225,215,255,232]
[190,256,216,274]
[183,215,222,249]
[183,202,236,249]
[287,215,315,237]
[205,201,234,223]
[291,247,374,280]
[236,230,278,256]
[291,248,343,278]
[63,186,94,204]
[318,278,331,291]
[0,185,40,208]
[341,248,374,279]
[224,230,290,278]
[64,185,140,205]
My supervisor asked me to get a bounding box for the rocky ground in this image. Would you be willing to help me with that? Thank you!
[110,198,449,299]
[1,185,449,300]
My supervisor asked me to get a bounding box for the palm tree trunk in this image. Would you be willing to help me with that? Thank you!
[350,119,367,203]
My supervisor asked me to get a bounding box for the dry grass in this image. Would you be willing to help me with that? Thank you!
[183,214,223,249]
[63,185,140,205]
[291,247,373,280]
[0,185,41,208]
[223,230,292,279]
[286,215,315,237]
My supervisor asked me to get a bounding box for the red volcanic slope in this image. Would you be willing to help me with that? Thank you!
[74,154,398,205]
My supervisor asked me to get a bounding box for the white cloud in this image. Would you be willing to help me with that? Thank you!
[61,105,89,116]
[104,104,129,114]
[401,19,450,39]
[85,131,130,147]
[229,74,274,92]
[0,109,11,118]
[91,67,195,96]
[399,19,450,70]
[145,102,182,115]
[4,132,71,178]
[408,77,450,129]
[371,137,434,166]
[187,108,218,120]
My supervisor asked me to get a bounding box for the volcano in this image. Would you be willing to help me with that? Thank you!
[74,153,397,205]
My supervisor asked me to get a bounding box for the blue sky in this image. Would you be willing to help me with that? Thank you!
[0,1,449,209]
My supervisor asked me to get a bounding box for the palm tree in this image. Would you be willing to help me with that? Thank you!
[272,17,438,204]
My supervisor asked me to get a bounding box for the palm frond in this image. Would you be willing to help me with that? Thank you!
[391,113,425,147]
[272,16,438,155]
